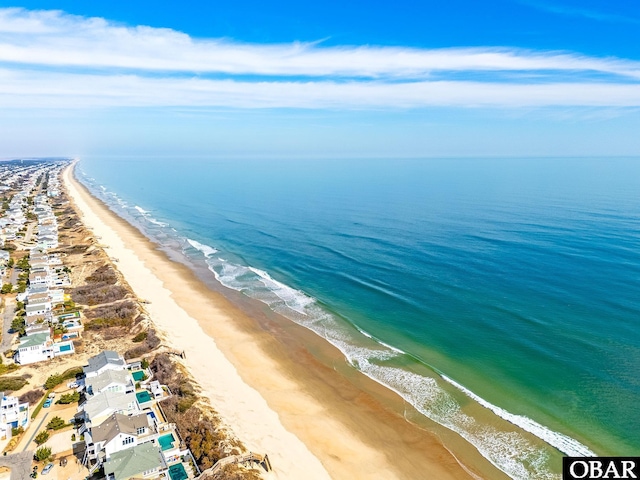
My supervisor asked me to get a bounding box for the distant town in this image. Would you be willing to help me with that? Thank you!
[0,160,267,480]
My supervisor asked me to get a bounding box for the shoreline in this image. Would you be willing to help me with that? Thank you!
[63,162,497,479]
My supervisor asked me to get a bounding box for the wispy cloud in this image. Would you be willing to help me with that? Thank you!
[2,69,640,109]
[518,0,640,25]
[1,7,640,109]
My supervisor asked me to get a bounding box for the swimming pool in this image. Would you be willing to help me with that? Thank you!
[135,391,152,403]
[168,463,188,480]
[132,370,146,382]
[158,433,175,451]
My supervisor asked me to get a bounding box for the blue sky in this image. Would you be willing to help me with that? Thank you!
[1,1,640,158]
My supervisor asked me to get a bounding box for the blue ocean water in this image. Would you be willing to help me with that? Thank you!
[77,157,640,479]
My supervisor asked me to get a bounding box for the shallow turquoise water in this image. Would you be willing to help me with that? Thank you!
[78,157,640,478]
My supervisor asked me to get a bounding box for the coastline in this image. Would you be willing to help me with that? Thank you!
[63,162,497,479]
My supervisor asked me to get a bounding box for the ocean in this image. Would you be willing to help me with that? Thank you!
[77,157,640,479]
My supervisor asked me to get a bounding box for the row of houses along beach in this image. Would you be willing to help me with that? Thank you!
[0,159,272,480]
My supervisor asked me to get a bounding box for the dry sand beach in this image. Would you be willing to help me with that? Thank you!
[63,162,496,480]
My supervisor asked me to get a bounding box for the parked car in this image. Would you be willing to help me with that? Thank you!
[42,463,53,475]
[43,399,52,408]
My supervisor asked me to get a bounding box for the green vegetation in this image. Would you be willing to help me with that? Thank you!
[46,416,66,430]
[0,362,19,375]
[11,426,24,437]
[43,366,83,390]
[11,318,25,335]
[34,430,49,445]
[56,391,80,404]
[132,331,148,343]
[1,283,13,294]
[34,446,52,462]
[31,390,52,419]
[53,325,67,335]
[0,376,28,392]
[7,258,14,268]
[16,255,30,271]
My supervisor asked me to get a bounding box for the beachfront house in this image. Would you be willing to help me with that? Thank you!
[13,332,75,365]
[86,370,136,397]
[28,271,49,286]
[103,442,166,480]
[0,393,29,440]
[81,391,140,427]
[84,412,156,465]
[84,351,127,379]
[14,332,53,364]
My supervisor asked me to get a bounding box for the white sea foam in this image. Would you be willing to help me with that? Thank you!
[134,205,168,227]
[441,375,595,458]
[248,267,313,315]
[147,217,168,227]
[186,238,218,257]
[341,348,558,480]
[202,254,571,479]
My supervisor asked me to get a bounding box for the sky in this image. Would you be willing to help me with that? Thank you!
[1,0,640,158]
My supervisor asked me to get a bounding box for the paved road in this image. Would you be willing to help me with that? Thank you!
[23,223,35,244]
[1,295,16,352]
[21,413,50,453]
[0,450,33,480]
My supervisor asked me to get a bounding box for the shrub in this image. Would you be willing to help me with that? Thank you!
[44,374,63,390]
[0,363,18,375]
[56,391,80,404]
[19,389,45,406]
[72,284,128,306]
[1,283,13,294]
[0,376,28,392]
[34,430,49,445]
[44,366,83,389]
[132,331,148,343]
[46,416,66,430]
[34,445,52,462]
[125,329,161,358]
[86,301,137,321]
[85,265,118,284]
[11,426,24,437]
[85,301,137,329]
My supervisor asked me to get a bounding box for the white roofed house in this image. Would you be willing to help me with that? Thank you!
[86,370,135,397]
[25,294,52,318]
[25,304,50,320]
[83,412,156,467]
[13,330,75,365]
[29,270,49,286]
[48,288,65,305]
[14,332,53,365]
[80,391,140,428]
[84,351,127,379]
